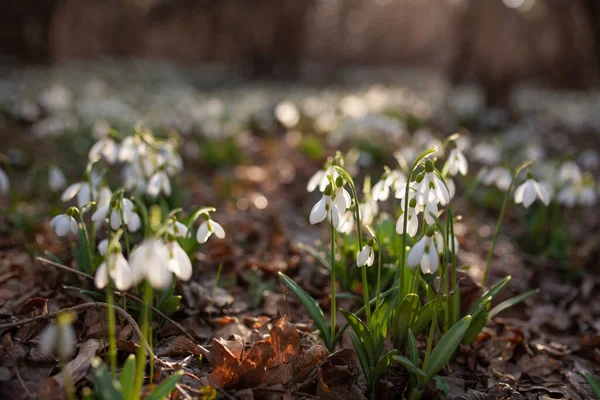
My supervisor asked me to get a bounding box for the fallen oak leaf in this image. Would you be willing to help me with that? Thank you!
[156,335,202,357]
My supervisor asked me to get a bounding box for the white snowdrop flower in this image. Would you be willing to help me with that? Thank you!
[388,170,407,193]
[309,184,341,228]
[359,198,378,226]
[89,137,119,164]
[307,165,337,193]
[558,174,597,208]
[337,211,355,235]
[447,148,468,176]
[446,178,456,200]
[557,186,577,208]
[166,241,193,281]
[39,312,77,360]
[92,198,140,232]
[146,170,171,198]
[333,178,352,215]
[0,168,9,194]
[129,238,172,289]
[471,143,501,166]
[579,149,599,169]
[514,175,551,208]
[98,239,108,256]
[415,160,450,206]
[94,248,133,291]
[168,220,188,238]
[357,242,375,267]
[48,166,67,192]
[483,167,512,191]
[119,135,143,163]
[433,230,459,255]
[61,181,93,209]
[196,215,226,244]
[407,233,439,274]
[123,162,146,192]
[396,199,419,237]
[372,176,390,202]
[558,161,582,185]
[423,200,439,225]
[50,213,78,237]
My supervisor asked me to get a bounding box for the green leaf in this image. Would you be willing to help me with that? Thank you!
[489,289,539,318]
[119,355,136,400]
[91,358,125,400]
[450,290,461,327]
[462,298,490,345]
[75,225,92,274]
[392,356,427,379]
[393,294,421,349]
[584,372,600,398]
[407,329,418,366]
[411,296,446,336]
[296,242,331,271]
[159,295,181,318]
[468,276,511,315]
[146,370,183,400]
[424,315,471,380]
[340,309,376,367]
[278,272,331,348]
[349,330,372,388]
[373,350,398,388]
[434,375,450,396]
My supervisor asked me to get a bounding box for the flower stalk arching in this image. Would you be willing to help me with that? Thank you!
[365,225,382,327]
[481,160,534,286]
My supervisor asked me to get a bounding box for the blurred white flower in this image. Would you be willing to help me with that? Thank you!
[433,230,459,255]
[307,165,336,193]
[167,220,188,238]
[396,205,419,237]
[0,168,9,193]
[309,187,341,228]
[89,137,119,164]
[337,211,355,235]
[50,213,78,237]
[166,241,192,281]
[98,238,108,256]
[39,312,77,360]
[514,177,551,208]
[447,148,468,176]
[357,244,375,267]
[407,234,439,274]
[147,170,172,198]
[95,249,132,291]
[558,161,582,185]
[483,167,512,191]
[416,161,449,206]
[130,238,172,289]
[196,216,225,244]
[61,181,93,209]
[48,166,67,192]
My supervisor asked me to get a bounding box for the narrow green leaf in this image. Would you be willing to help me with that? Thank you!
[373,350,398,387]
[411,296,446,336]
[160,296,182,318]
[340,309,376,367]
[489,289,539,318]
[393,294,421,349]
[424,315,471,380]
[392,356,427,379]
[278,272,331,347]
[468,276,511,315]
[146,370,183,400]
[76,225,92,274]
[462,299,490,345]
[119,355,136,400]
[91,358,125,400]
[349,330,372,388]
[584,372,600,398]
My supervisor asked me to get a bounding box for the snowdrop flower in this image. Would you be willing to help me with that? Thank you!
[407,232,439,274]
[310,184,341,228]
[98,238,108,256]
[50,212,78,237]
[0,168,8,194]
[415,160,450,206]
[372,175,391,202]
[333,177,352,215]
[96,186,112,210]
[119,135,144,163]
[446,178,456,200]
[359,198,378,226]
[92,197,140,232]
[483,167,512,191]
[95,246,133,291]
[337,211,355,235]
[48,166,67,192]
[433,230,459,255]
[196,213,226,244]
[146,170,171,198]
[357,240,375,267]
[89,137,119,164]
[166,241,192,281]
[396,198,419,237]
[167,219,189,238]
[514,173,551,208]
[558,161,582,185]
[557,174,596,207]
[307,165,337,193]
[39,312,77,360]
[61,181,93,209]
[447,147,468,176]
[129,238,172,289]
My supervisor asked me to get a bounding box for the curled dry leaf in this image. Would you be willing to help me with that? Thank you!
[156,335,201,357]
[317,348,367,400]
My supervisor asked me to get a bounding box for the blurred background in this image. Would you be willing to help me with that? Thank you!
[1,0,599,109]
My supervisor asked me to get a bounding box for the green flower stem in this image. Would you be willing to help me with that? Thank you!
[106,283,117,376]
[482,160,533,287]
[449,207,459,325]
[61,359,75,400]
[330,218,337,344]
[133,283,153,399]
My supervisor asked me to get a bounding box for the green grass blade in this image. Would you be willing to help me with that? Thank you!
[468,276,511,315]
[424,315,471,380]
[489,289,539,318]
[146,370,183,400]
[584,372,600,398]
[91,358,125,400]
[340,309,376,367]
[392,356,427,379]
[119,355,136,400]
[349,330,372,388]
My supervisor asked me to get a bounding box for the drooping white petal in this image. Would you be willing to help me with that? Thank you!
[48,166,67,192]
[211,221,226,239]
[167,242,192,281]
[68,216,78,235]
[522,180,537,208]
[61,182,81,202]
[109,210,122,230]
[127,212,141,233]
[307,169,325,193]
[407,237,427,268]
[309,196,327,225]
[169,221,188,238]
[94,262,109,289]
[110,254,132,291]
[422,241,439,274]
[357,246,370,267]
[424,201,438,225]
[329,200,340,229]
[0,168,9,193]
[91,204,110,223]
[98,239,108,256]
[55,216,72,237]
[57,323,76,360]
[77,183,92,209]
[514,182,526,204]
[38,325,57,356]
[196,221,211,244]
[533,181,551,205]
[433,174,450,205]
[129,239,171,289]
[146,172,162,198]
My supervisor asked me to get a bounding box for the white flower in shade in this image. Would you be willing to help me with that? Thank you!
[129,238,172,289]
[89,137,119,164]
[415,160,450,206]
[123,162,146,192]
[447,148,468,176]
[196,216,226,244]
[166,241,192,281]
[357,243,375,267]
[309,186,341,228]
[396,199,419,237]
[92,198,140,232]
[98,239,108,256]
[372,178,391,202]
[61,181,93,209]
[407,234,439,274]
[50,213,78,237]
[96,186,112,209]
[433,231,459,255]
[39,312,77,360]
[119,135,144,163]
[446,178,456,200]
[146,170,171,198]
[514,177,551,208]
[0,168,9,193]
[333,180,352,215]
[48,166,67,192]
[483,167,512,191]
[558,175,597,208]
[423,200,439,225]
[167,220,188,238]
[359,198,378,226]
[558,161,582,185]
[307,166,337,193]
[337,211,355,235]
[94,249,133,291]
